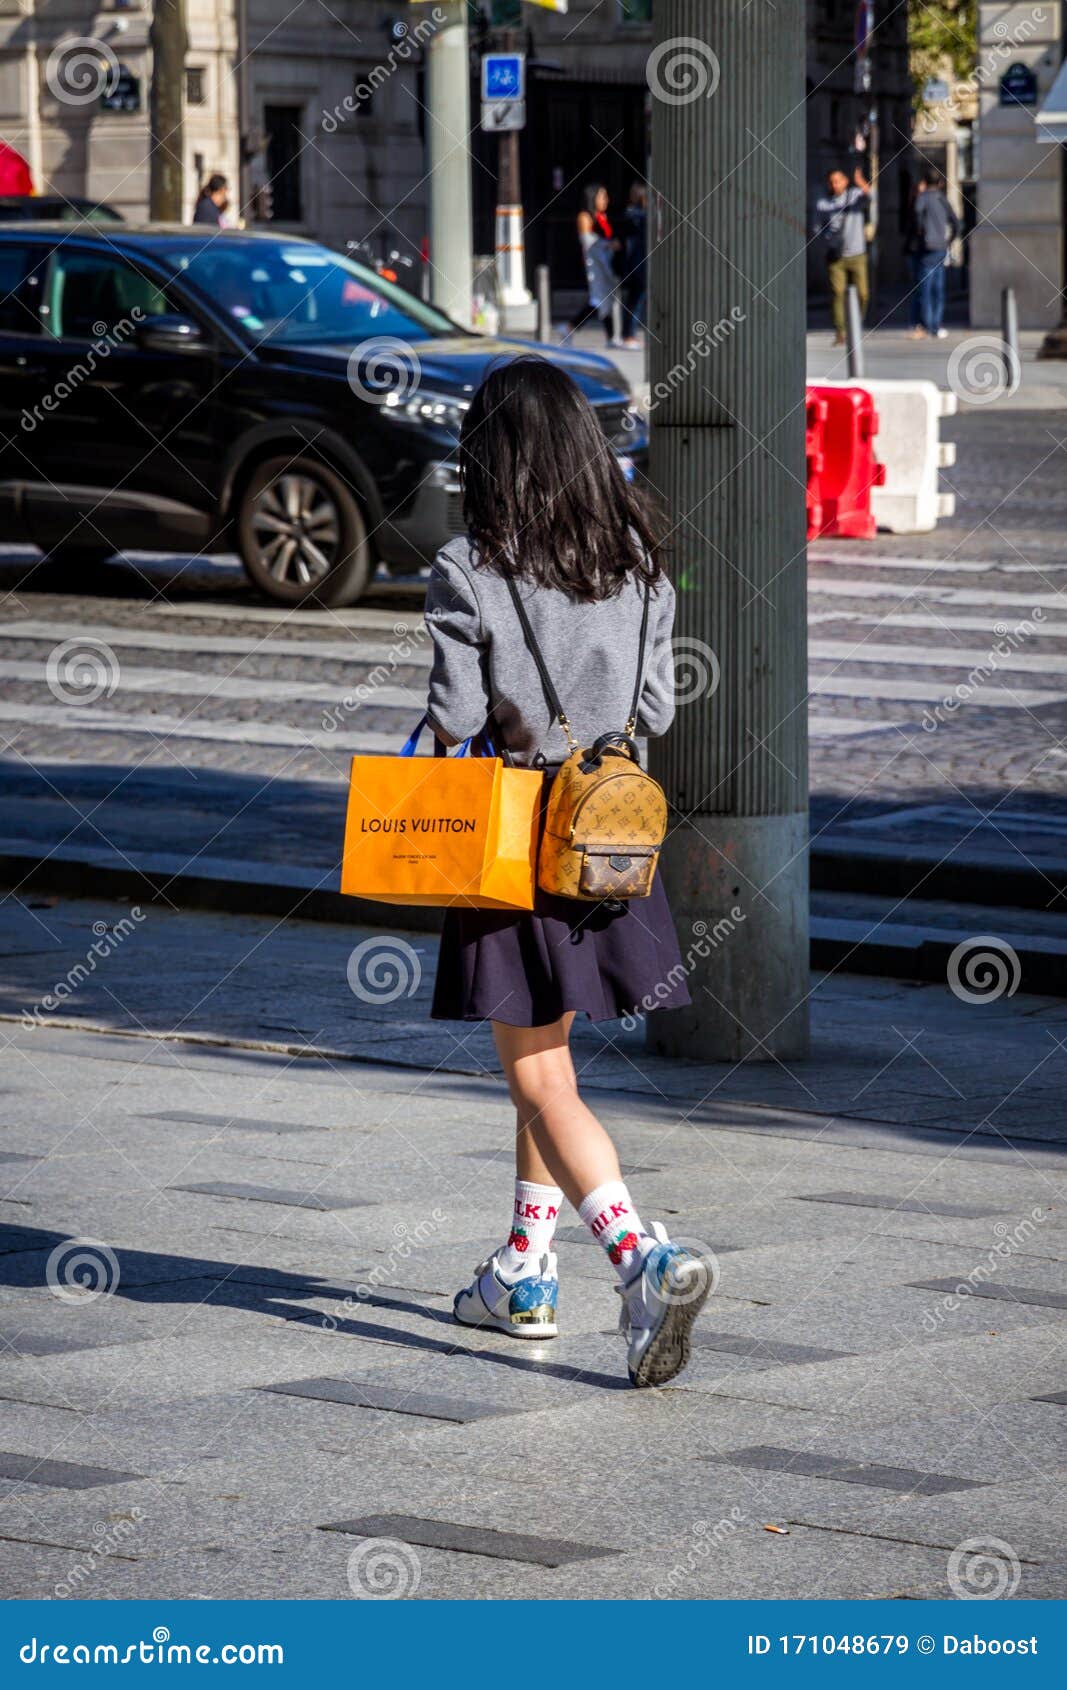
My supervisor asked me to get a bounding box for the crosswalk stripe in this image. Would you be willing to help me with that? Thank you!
[808,717,905,739]
[809,551,1067,575]
[0,701,401,754]
[809,580,1066,611]
[810,640,1067,675]
[0,659,424,711]
[0,699,914,751]
[0,620,431,667]
[809,610,1067,638]
[152,600,423,632]
[808,675,1067,707]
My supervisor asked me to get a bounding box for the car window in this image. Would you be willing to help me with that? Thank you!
[155,235,458,345]
[45,250,170,340]
[0,242,45,334]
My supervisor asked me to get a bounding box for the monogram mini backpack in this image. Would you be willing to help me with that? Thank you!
[504,572,668,902]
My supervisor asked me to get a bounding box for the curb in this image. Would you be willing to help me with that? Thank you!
[4,844,1066,997]
[811,837,1067,914]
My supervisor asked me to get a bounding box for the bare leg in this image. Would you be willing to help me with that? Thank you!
[494,1013,621,1209]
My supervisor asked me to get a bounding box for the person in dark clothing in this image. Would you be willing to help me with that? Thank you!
[566,184,620,345]
[192,174,230,227]
[907,169,959,340]
[620,182,647,343]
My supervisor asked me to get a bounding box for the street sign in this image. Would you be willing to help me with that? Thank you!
[481,100,525,132]
[482,53,525,103]
[100,66,140,114]
[1000,62,1038,107]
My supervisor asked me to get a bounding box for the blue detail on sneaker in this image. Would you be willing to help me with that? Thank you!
[453,1249,559,1339]
[617,1222,715,1388]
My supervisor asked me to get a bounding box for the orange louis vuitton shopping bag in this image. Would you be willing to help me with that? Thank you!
[341,717,541,910]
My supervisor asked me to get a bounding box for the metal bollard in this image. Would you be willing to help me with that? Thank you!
[845,284,864,378]
[1001,285,1019,389]
[611,297,624,345]
[535,264,552,344]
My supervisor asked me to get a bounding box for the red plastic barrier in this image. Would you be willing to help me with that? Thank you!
[804,391,827,541]
[805,384,886,540]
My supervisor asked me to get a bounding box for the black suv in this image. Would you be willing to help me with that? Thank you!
[0,226,645,605]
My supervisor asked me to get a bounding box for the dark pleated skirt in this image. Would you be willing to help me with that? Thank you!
[431,771,692,1028]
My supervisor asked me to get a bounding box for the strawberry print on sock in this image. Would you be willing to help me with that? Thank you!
[507,1225,530,1255]
[608,1229,639,1266]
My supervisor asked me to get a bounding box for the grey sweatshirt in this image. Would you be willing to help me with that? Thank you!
[424,534,677,766]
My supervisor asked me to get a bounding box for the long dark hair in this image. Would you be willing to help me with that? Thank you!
[458,356,664,601]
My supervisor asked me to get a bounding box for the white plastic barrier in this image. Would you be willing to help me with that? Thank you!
[818,378,956,533]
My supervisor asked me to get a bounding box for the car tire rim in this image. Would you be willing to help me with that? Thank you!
[250,472,342,586]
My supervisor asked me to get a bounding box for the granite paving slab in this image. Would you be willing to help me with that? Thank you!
[169,1182,376,1211]
[0,1452,143,1491]
[909,1277,1067,1311]
[321,1512,615,1568]
[263,1376,527,1425]
[701,1444,986,1495]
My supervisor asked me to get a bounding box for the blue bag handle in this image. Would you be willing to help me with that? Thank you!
[400,714,496,759]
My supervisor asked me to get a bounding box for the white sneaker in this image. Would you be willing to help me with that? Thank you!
[936,328,949,339]
[616,1223,715,1387]
[453,1249,559,1339]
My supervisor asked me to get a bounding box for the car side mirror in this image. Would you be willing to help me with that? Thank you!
[136,314,205,352]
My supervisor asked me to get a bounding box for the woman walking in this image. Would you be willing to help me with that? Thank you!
[566,185,624,346]
[423,357,713,1388]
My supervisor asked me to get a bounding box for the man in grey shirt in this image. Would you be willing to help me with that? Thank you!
[814,165,872,345]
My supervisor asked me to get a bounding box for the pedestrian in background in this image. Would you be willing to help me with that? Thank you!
[426,356,713,1388]
[907,169,959,341]
[814,164,871,346]
[192,174,231,227]
[620,181,647,344]
[566,184,619,346]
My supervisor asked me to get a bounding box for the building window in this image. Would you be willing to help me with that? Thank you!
[264,105,304,223]
[351,74,376,121]
[186,68,206,106]
[619,0,652,22]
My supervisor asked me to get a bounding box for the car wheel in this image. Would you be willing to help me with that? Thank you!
[237,455,371,607]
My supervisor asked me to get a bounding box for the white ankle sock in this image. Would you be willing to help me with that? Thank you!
[498,1179,562,1277]
[578,1180,650,1280]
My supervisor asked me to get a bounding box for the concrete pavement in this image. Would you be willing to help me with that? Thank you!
[0,891,1065,1600]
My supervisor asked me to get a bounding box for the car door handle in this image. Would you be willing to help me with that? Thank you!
[1,355,47,377]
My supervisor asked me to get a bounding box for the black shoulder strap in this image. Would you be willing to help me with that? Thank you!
[503,572,572,741]
[626,578,652,734]
[504,569,652,746]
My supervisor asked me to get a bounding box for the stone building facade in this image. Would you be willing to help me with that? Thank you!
[1,3,915,298]
[968,1,1064,328]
